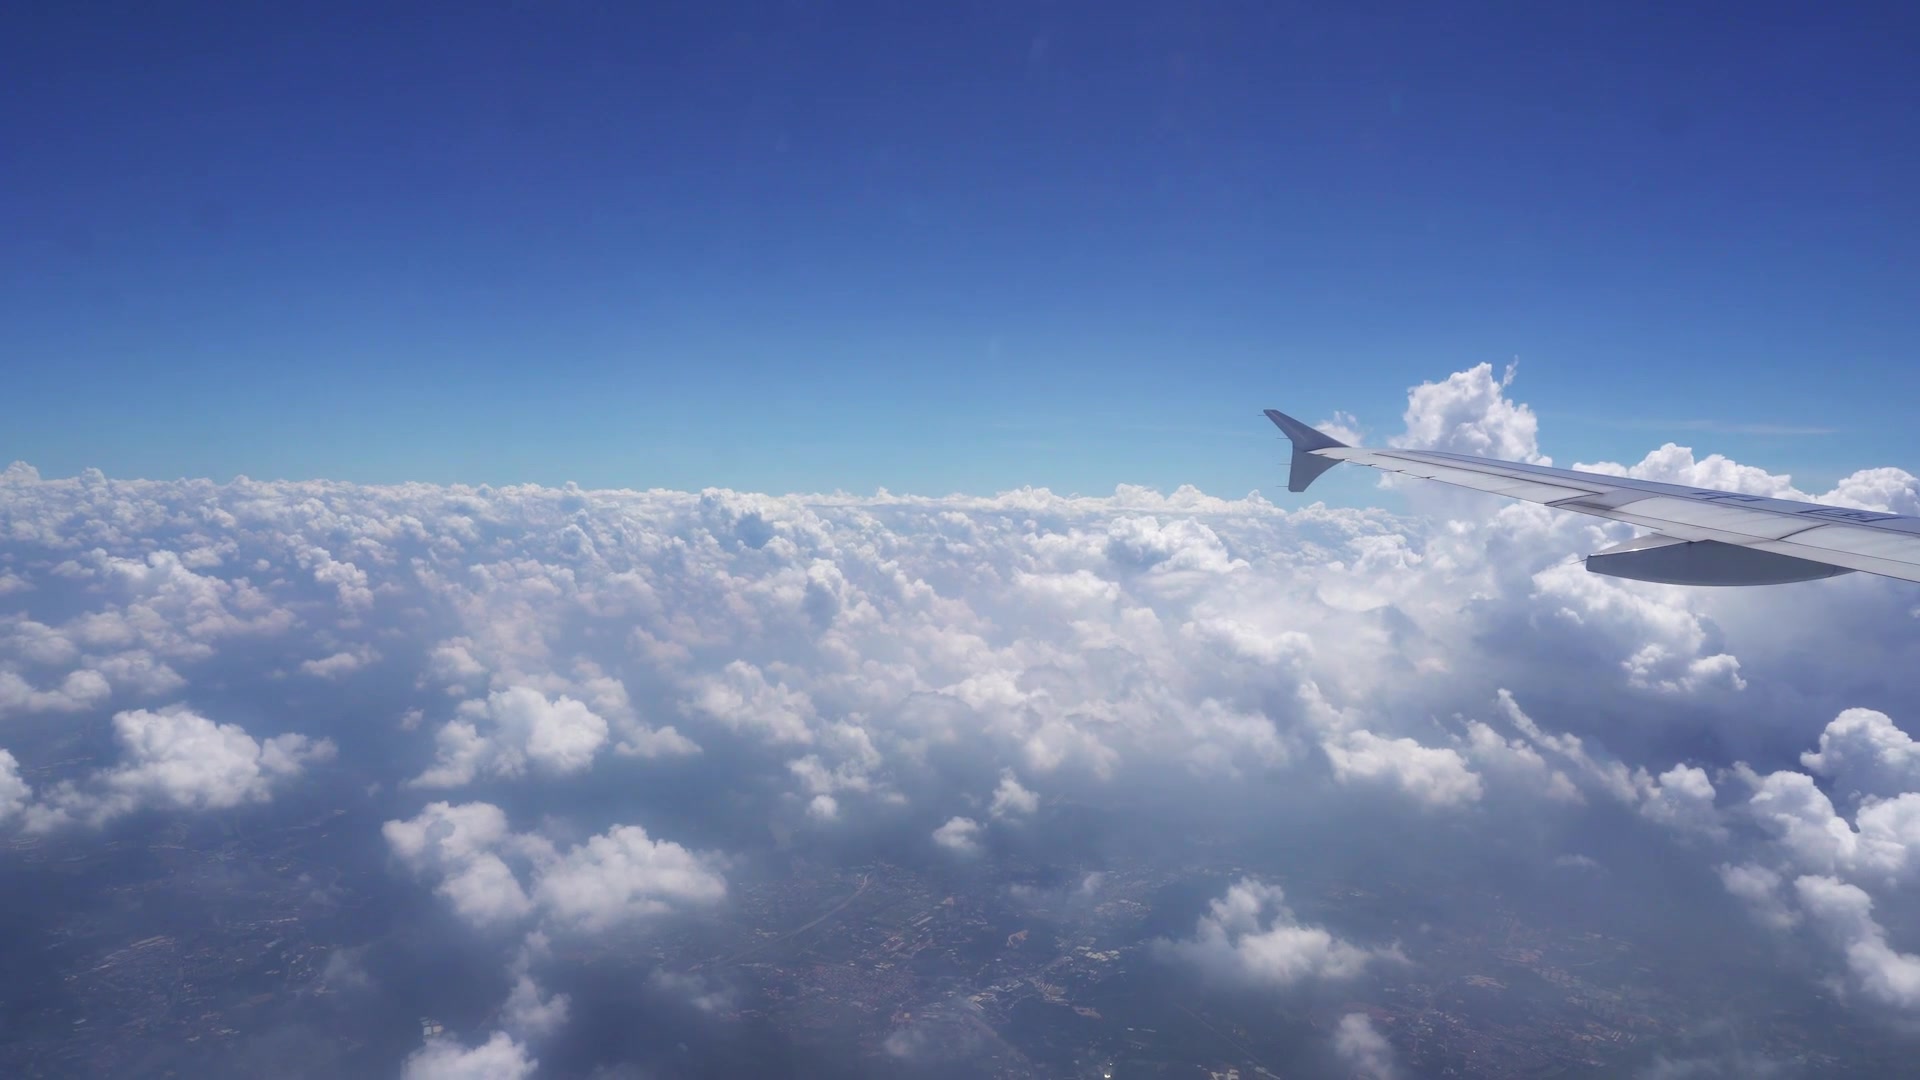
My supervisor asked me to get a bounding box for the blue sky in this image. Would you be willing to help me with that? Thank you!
[4,2,1916,497]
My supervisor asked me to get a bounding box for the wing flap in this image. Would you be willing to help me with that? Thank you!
[1477,478,1612,503]
[1777,525,1920,564]
[1611,497,1827,541]
[1752,538,1920,583]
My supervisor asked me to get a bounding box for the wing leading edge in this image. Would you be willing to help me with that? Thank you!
[1263,409,1920,586]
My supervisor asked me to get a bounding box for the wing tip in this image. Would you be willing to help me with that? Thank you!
[1263,408,1348,492]
[1262,409,1347,452]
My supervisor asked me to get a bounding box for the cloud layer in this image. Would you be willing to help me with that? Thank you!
[4,362,1920,1073]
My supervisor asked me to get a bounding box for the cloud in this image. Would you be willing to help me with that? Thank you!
[413,686,611,788]
[532,824,728,933]
[1157,878,1402,988]
[1573,440,1918,517]
[300,646,378,679]
[988,770,1038,819]
[400,1032,536,1080]
[383,802,726,934]
[1737,768,1920,884]
[25,705,333,830]
[614,721,700,760]
[0,370,1789,841]
[1793,875,1920,1010]
[1460,720,1582,803]
[647,969,737,1018]
[430,640,490,687]
[1391,360,1546,464]
[1488,691,1637,798]
[1177,698,1291,777]
[88,651,186,697]
[1801,708,1920,799]
[1322,730,1482,807]
[318,947,373,993]
[687,660,816,745]
[1577,443,1809,500]
[6,361,1920,1071]
[1486,691,1725,838]
[1486,693,1920,1011]
[1825,467,1920,516]
[933,816,983,855]
[1637,764,1723,837]
[786,720,886,808]
[383,801,536,928]
[0,750,30,825]
[1526,565,1746,696]
[49,549,295,661]
[1316,410,1366,446]
[0,617,79,666]
[501,973,570,1040]
[1716,863,1798,931]
[1333,1012,1398,1079]
[1637,1049,1791,1079]
[0,667,111,714]
[1103,515,1246,578]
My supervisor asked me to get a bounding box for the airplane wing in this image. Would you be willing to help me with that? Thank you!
[1264,408,1920,586]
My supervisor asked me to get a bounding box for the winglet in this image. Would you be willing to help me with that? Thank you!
[1263,409,1348,492]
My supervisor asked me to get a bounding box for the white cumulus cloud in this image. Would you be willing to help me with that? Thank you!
[532,823,728,933]
[384,802,726,935]
[1323,729,1483,807]
[400,1032,536,1080]
[1794,874,1920,1010]
[0,749,31,825]
[988,770,1039,819]
[1334,1012,1398,1079]
[933,815,983,855]
[1157,878,1403,987]
[26,705,333,830]
[1801,708,1920,800]
[413,686,611,788]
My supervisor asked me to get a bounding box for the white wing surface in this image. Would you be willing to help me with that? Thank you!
[1264,409,1920,586]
